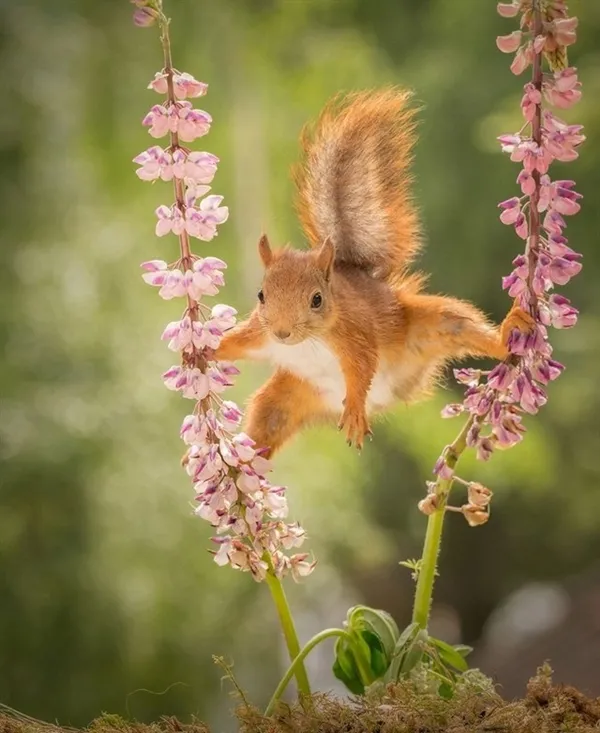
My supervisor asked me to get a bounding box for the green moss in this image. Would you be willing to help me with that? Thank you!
[2,668,600,733]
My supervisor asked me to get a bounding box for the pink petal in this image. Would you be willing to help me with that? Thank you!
[141,259,167,272]
[148,73,169,94]
[155,218,172,237]
[496,2,520,17]
[496,31,522,53]
[510,45,532,75]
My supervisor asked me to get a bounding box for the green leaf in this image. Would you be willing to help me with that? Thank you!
[345,605,399,665]
[333,635,368,694]
[361,629,388,677]
[438,681,455,700]
[393,622,421,655]
[399,629,428,675]
[453,644,473,659]
[332,627,386,694]
[368,609,400,654]
[399,558,422,581]
[428,667,456,687]
[332,657,364,695]
[334,637,357,680]
[430,637,469,673]
[387,624,426,681]
[386,622,420,681]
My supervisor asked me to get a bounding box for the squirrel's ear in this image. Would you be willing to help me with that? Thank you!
[316,236,335,279]
[258,234,273,268]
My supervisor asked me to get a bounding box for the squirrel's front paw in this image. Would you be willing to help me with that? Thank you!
[338,402,372,451]
[500,304,536,347]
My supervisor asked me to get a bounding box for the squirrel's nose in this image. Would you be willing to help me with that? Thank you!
[274,329,291,341]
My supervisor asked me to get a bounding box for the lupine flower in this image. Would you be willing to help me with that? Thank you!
[175,103,212,142]
[154,193,229,241]
[134,35,312,581]
[510,44,533,75]
[544,68,582,108]
[172,150,219,183]
[148,71,208,99]
[142,102,212,141]
[133,146,173,181]
[521,83,542,122]
[551,17,578,47]
[434,0,583,524]
[142,104,170,137]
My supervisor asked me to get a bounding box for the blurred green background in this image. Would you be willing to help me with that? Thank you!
[1,0,599,730]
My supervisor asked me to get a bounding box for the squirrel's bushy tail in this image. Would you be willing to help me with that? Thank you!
[294,88,421,280]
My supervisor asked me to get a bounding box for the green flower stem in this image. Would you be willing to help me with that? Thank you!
[411,417,473,629]
[265,628,362,716]
[265,568,311,698]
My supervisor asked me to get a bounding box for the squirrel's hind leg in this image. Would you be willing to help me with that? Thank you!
[402,294,534,362]
[244,369,327,457]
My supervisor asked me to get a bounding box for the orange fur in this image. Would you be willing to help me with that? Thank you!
[214,90,534,456]
[244,370,327,458]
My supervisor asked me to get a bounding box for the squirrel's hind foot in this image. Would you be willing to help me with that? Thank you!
[500,303,536,349]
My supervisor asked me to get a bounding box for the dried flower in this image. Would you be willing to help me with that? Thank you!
[462,504,490,527]
[467,482,493,509]
[418,494,438,516]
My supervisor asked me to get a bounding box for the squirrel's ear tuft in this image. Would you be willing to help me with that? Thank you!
[258,234,273,268]
[316,236,335,279]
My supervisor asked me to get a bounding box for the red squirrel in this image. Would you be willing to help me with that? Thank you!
[215,89,533,456]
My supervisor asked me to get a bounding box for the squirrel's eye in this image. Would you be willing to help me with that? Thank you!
[258,290,265,304]
[310,292,323,309]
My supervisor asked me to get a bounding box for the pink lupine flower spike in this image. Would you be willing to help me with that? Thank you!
[132,1,313,583]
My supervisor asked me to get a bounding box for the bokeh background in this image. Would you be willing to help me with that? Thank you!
[1,0,599,730]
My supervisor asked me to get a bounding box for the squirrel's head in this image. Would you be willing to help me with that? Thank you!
[255,234,336,345]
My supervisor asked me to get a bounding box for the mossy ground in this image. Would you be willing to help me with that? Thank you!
[2,667,600,733]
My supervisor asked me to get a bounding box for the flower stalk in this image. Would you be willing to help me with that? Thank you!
[159,15,193,273]
[412,418,473,629]
[526,3,544,314]
[264,568,311,698]
[265,629,352,716]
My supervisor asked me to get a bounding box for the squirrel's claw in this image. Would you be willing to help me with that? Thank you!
[338,403,371,452]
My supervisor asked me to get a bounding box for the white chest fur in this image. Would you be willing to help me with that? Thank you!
[250,338,399,413]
